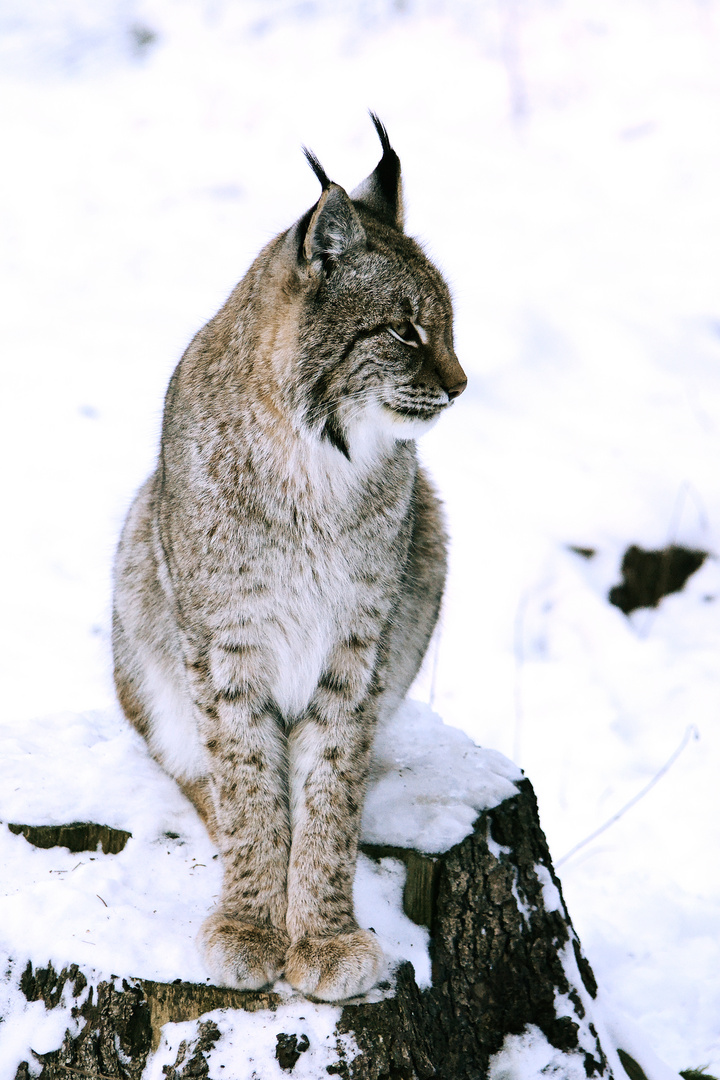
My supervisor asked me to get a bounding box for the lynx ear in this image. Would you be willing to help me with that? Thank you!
[302,181,366,268]
[350,113,404,230]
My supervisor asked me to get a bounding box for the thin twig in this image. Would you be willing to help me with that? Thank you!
[556,724,699,868]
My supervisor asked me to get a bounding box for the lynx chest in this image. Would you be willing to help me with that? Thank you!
[224,469,407,723]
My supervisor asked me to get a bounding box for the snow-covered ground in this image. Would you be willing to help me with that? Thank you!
[1,0,719,1074]
[0,701,524,1074]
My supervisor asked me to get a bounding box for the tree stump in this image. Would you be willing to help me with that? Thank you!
[7,775,649,1080]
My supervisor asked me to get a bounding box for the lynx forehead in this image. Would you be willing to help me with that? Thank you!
[112,115,465,1002]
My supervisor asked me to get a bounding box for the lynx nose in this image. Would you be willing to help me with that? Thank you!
[439,351,467,400]
[446,377,467,400]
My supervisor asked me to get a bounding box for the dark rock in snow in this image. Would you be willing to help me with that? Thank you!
[276,1031,310,1070]
[7,821,132,855]
[609,544,708,615]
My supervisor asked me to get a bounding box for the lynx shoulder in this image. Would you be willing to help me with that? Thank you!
[112,115,466,1001]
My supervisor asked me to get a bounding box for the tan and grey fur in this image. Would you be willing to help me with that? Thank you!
[112,116,466,1001]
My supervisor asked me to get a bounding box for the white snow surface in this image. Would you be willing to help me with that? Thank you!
[365,701,521,852]
[488,1025,590,1080]
[1,0,720,1074]
[0,699,476,1071]
[0,699,442,1071]
[143,1003,356,1080]
[0,701,454,992]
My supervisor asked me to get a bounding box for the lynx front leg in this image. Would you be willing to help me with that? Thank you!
[284,651,385,1001]
[191,642,291,990]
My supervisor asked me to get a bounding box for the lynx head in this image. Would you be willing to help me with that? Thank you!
[276,115,466,461]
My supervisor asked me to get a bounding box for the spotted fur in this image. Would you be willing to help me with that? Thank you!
[112,117,466,1001]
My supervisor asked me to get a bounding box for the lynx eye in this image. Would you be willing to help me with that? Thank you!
[387,321,427,348]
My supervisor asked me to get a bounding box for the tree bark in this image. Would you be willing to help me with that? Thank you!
[10,779,637,1079]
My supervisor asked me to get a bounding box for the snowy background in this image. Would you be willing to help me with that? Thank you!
[1,0,719,1073]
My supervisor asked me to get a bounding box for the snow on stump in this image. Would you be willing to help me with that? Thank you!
[5,705,633,1078]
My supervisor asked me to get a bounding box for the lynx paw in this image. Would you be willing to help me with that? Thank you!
[284,929,385,1001]
[198,911,289,990]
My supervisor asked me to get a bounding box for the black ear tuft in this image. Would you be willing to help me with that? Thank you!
[369,112,392,155]
[303,147,332,191]
[350,113,404,230]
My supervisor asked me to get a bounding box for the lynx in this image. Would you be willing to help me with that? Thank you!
[112,116,466,1001]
